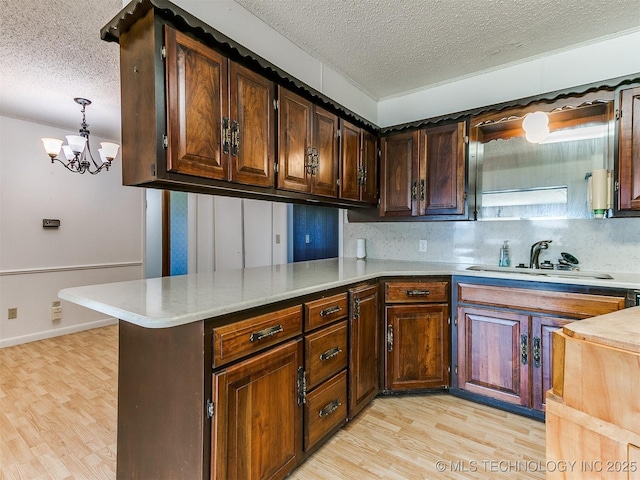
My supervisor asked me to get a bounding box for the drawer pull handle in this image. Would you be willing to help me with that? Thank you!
[406,289,430,296]
[249,324,283,343]
[533,336,541,368]
[520,334,528,365]
[318,399,341,418]
[319,305,342,317]
[319,346,342,361]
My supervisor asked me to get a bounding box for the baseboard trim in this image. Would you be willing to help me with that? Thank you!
[0,317,118,348]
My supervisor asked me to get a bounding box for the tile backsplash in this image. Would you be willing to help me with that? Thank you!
[343,217,640,274]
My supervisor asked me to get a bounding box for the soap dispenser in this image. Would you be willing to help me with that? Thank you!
[499,240,511,267]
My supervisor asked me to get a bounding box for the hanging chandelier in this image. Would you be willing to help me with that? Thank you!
[41,98,119,175]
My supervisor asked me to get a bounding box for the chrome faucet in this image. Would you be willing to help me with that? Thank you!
[530,240,552,269]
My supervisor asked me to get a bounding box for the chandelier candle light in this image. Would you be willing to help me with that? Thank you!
[41,98,119,175]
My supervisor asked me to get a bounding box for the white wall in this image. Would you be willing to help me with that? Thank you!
[378,31,640,127]
[172,0,378,124]
[0,116,144,347]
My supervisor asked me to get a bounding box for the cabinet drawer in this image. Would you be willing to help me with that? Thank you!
[457,283,626,318]
[305,321,348,390]
[385,281,449,303]
[213,305,303,367]
[304,370,347,451]
[305,293,348,331]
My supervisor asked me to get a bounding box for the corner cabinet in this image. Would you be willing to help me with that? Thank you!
[384,280,451,391]
[165,26,275,187]
[380,121,467,219]
[453,278,627,416]
[277,87,340,198]
[616,85,640,213]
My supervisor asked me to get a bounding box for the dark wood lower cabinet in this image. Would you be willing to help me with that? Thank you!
[531,316,572,412]
[348,284,381,418]
[454,279,628,415]
[386,304,450,391]
[457,306,530,406]
[304,370,348,451]
[211,339,303,480]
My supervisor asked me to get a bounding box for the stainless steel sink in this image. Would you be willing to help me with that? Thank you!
[466,265,613,280]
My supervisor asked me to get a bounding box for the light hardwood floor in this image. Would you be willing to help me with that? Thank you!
[0,325,546,479]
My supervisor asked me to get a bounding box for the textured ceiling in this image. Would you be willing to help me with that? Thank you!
[235,0,640,99]
[0,0,638,138]
[0,0,122,139]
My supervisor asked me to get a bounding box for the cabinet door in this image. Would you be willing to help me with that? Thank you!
[211,339,303,480]
[380,131,419,216]
[339,120,361,201]
[229,61,275,187]
[312,106,339,197]
[531,316,573,412]
[278,87,312,193]
[386,304,450,391]
[361,130,379,204]
[618,85,640,211]
[348,284,380,418]
[165,26,228,180]
[457,306,530,406]
[419,121,466,215]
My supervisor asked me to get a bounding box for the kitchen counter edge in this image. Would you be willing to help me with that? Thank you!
[58,258,640,329]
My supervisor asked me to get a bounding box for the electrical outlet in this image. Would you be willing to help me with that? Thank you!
[305,234,310,244]
[8,307,17,319]
[419,240,428,252]
[51,305,63,321]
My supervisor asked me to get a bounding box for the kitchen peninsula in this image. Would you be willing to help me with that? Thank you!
[59,258,639,479]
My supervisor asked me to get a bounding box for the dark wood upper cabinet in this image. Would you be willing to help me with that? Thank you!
[380,121,467,218]
[165,26,275,186]
[229,62,276,187]
[420,122,466,215]
[361,131,379,204]
[312,106,340,197]
[339,120,361,201]
[340,121,379,204]
[278,88,313,193]
[165,27,228,180]
[617,85,640,212]
[380,130,419,216]
[277,87,339,198]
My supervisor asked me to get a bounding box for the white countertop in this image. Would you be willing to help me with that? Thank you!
[59,258,640,329]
